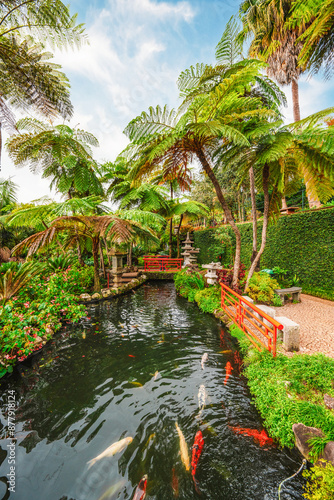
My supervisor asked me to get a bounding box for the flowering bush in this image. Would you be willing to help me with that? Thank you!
[217,263,246,294]
[0,264,92,377]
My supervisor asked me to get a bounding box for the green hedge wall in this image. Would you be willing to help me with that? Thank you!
[194,207,334,295]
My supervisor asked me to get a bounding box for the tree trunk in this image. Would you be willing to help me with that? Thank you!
[292,78,321,208]
[197,147,241,289]
[249,166,258,264]
[0,122,2,173]
[245,164,270,290]
[103,237,111,266]
[291,79,301,122]
[92,236,101,292]
[169,182,173,258]
[128,243,133,267]
[99,239,106,277]
[176,213,183,258]
[77,240,84,266]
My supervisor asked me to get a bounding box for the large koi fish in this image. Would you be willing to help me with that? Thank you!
[191,430,204,493]
[87,437,133,469]
[230,426,274,447]
[175,422,190,471]
[132,475,147,500]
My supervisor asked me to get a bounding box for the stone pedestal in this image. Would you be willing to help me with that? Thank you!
[276,316,300,351]
[108,250,126,288]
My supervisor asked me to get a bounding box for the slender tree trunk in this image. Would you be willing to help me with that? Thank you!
[92,236,101,291]
[197,147,241,289]
[128,243,133,267]
[292,79,321,208]
[0,122,2,173]
[77,241,84,266]
[245,164,270,290]
[99,239,106,277]
[103,237,111,266]
[177,213,183,258]
[291,79,301,122]
[249,166,258,265]
[169,183,173,258]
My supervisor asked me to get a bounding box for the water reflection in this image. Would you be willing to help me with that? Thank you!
[0,281,305,499]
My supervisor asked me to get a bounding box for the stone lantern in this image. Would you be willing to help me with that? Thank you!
[202,262,223,285]
[181,232,200,270]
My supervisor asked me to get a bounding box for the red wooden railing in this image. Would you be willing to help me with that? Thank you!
[144,257,182,272]
[220,283,283,357]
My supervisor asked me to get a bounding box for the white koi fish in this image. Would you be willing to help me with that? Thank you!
[98,479,127,500]
[197,384,207,418]
[87,437,133,469]
[201,353,208,370]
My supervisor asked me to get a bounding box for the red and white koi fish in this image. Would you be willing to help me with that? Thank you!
[224,361,233,385]
[132,474,147,500]
[201,353,208,370]
[191,430,204,494]
[230,426,274,447]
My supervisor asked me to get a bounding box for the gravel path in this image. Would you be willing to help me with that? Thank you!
[273,294,334,358]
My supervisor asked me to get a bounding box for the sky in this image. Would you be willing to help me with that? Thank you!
[3,0,334,203]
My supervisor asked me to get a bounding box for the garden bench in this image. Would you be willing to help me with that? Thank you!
[274,287,302,303]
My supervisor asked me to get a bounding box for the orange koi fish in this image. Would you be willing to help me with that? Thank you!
[224,361,233,385]
[230,426,274,447]
[191,430,204,494]
[132,475,147,500]
[172,468,179,498]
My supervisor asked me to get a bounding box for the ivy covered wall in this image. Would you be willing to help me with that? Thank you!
[193,207,334,296]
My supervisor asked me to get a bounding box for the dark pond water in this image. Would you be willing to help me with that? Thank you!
[0,281,305,500]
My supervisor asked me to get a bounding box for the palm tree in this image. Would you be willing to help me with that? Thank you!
[239,0,324,208]
[124,58,280,287]
[0,177,17,212]
[6,119,103,198]
[223,110,334,289]
[0,1,86,166]
[12,214,159,291]
[291,0,334,78]
[0,261,45,304]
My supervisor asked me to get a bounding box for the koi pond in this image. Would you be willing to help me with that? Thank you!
[0,281,305,499]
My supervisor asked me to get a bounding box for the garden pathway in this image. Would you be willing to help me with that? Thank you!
[273,294,334,358]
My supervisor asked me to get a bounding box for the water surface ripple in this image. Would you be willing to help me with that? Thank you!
[0,281,305,499]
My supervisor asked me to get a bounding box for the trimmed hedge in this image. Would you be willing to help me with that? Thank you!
[194,207,334,296]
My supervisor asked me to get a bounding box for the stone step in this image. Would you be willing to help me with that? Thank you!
[122,272,139,278]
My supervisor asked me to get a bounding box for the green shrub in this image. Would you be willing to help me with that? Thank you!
[244,353,334,448]
[245,272,280,305]
[193,207,334,299]
[194,286,221,313]
[174,270,205,302]
[303,462,334,500]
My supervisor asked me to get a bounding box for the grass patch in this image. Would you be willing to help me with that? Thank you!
[244,351,334,449]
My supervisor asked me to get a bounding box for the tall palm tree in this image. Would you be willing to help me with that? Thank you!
[291,0,334,78]
[239,0,324,208]
[123,59,277,288]
[0,1,86,166]
[6,119,103,198]
[222,110,334,288]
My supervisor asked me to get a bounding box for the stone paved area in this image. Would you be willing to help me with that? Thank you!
[273,294,334,358]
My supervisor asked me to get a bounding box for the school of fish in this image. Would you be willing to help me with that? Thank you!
[85,328,274,497]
